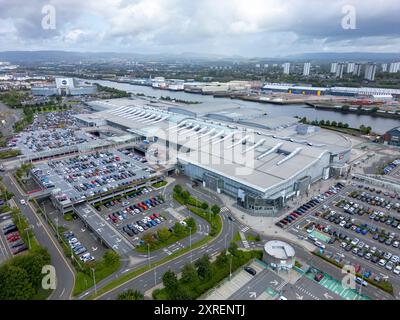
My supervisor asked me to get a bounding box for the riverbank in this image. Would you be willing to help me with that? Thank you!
[88,79,399,134]
[306,103,400,120]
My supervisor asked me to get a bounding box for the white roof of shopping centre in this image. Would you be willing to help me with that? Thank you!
[77,99,351,193]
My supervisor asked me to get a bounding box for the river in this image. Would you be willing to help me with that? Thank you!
[91,80,399,134]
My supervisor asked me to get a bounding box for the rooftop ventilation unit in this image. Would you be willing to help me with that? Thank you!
[242,139,266,154]
[256,143,283,160]
[204,130,224,143]
[227,135,249,149]
[276,147,302,166]
[212,132,234,145]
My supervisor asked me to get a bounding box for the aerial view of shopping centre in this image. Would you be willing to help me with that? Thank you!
[1,0,400,306]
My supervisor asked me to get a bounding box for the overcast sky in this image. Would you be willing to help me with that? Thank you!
[0,0,399,57]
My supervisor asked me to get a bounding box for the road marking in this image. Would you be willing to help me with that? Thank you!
[241,226,249,233]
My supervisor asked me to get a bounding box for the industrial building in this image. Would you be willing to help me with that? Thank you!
[31,77,97,96]
[262,83,400,97]
[75,97,352,216]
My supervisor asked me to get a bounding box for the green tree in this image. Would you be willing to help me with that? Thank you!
[172,222,186,236]
[163,270,179,293]
[173,184,183,195]
[325,120,331,126]
[117,289,144,300]
[228,242,239,256]
[0,265,36,300]
[142,233,156,245]
[331,121,337,127]
[201,201,209,210]
[185,217,196,230]
[103,250,119,265]
[181,263,199,284]
[181,190,190,200]
[319,120,325,126]
[157,227,171,243]
[215,250,229,266]
[195,254,212,280]
[12,247,51,290]
[338,122,343,128]
[211,204,220,215]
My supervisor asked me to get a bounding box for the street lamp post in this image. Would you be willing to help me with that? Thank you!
[189,227,192,263]
[147,244,151,268]
[25,227,31,249]
[91,268,97,295]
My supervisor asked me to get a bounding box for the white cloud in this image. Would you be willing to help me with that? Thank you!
[0,0,399,56]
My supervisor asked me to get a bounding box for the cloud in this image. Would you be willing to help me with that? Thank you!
[0,0,399,56]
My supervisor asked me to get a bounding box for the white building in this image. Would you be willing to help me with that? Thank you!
[353,63,362,76]
[347,62,355,73]
[330,62,338,73]
[382,63,388,72]
[282,63,291,75]
[364,64,377,81]
[389,62,400,73]
[303,62,311,76]
[335,63,346,78]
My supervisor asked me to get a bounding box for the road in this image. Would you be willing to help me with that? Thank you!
[1,172,76,300]
[89,208,237,300]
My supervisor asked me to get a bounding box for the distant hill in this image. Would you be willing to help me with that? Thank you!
[0,50,398,64]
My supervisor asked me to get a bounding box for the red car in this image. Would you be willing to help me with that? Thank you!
[108,214,117,223]
[6,232,19,241]
[149,215,155,220]
[154,213,160,218]
[314,274,324,282]
[290,212,299,218]
[8,234,21,242]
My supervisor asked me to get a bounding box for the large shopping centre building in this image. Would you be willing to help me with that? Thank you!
[75,97,352,216]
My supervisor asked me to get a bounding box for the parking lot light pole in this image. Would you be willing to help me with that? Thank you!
[189,227,192,263]
[25,227,31,250]
[91,268,97,295]
[147,244,151,268]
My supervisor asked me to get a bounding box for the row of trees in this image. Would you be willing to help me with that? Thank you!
[154,243,262,300]
[299,117,372,134]
[140,216,197,250]
[173,184,221,215]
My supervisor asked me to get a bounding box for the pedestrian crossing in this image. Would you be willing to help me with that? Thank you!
[220,206,229,213]
[295,285,320,300]
[239,231,250,249]
[241,226,250,233]
[276,280,288,292]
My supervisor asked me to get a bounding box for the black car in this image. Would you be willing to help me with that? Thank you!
[371,256,379,263]
[12,244,28,255]
[275,222,284,228]
[3,226,18,235]
[244,267,256,276]
[345,244,353,251]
